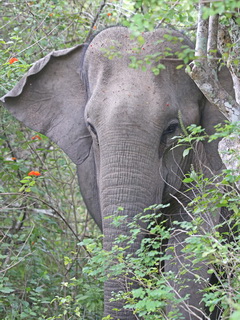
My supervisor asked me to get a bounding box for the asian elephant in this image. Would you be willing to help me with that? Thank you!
[1,27,234,320]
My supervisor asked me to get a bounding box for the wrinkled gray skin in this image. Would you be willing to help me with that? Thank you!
[1,27,234,320]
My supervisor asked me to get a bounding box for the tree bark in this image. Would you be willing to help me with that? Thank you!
[186,0,240,187]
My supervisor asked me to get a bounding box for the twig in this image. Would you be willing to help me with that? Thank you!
[28,195,92,257]
[86,0,107,41]
[156,0,180,28]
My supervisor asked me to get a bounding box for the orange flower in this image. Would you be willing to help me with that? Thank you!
[28,171,41,176]
[31,135,42,140]
[9,58,18,64]
[107,13,112,16]
[49,13,53,17]
[12,157,17,161]
[93,26,97,30]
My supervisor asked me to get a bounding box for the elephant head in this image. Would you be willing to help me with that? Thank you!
[0,27,233,320]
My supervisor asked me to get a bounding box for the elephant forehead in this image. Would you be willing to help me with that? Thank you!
[84,27,197,93]
[86,64,200,122]
[85,26,192,58]
[84,27,201,126]
[84,26,194,74]
[86,77,199,134]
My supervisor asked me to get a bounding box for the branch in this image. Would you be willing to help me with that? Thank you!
[29,195,92,257]
[189,62,240,121]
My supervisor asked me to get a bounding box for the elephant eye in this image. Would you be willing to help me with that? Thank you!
[160,122,179,147]
[163,122,178,135]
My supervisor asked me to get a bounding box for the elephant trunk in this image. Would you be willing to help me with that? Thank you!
[99,131,161,319]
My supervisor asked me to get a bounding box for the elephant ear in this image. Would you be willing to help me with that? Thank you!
[200,66,235,171]
[0,45,90,165]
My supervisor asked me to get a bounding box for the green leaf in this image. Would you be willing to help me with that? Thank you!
[182,177,193,183]
[0,287,15,293]
[137,35,145,45]
[176,64,184,69]
[29,180,36,187]
[20,177,32,183]
[19,185,26,192]
[183,148,190,157]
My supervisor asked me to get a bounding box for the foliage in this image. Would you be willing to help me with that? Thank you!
[1,2,104,319]
[0,108,102,319]
[1,0,240,319]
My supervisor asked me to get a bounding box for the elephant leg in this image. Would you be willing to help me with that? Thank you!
[104,278,143,320]
[165,227,209,320]
[164,202,220,320]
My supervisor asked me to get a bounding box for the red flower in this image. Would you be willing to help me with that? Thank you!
[9,58,18,64]
[107,13,112,16]
[28,171,41,176]
[31,135,42,140]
